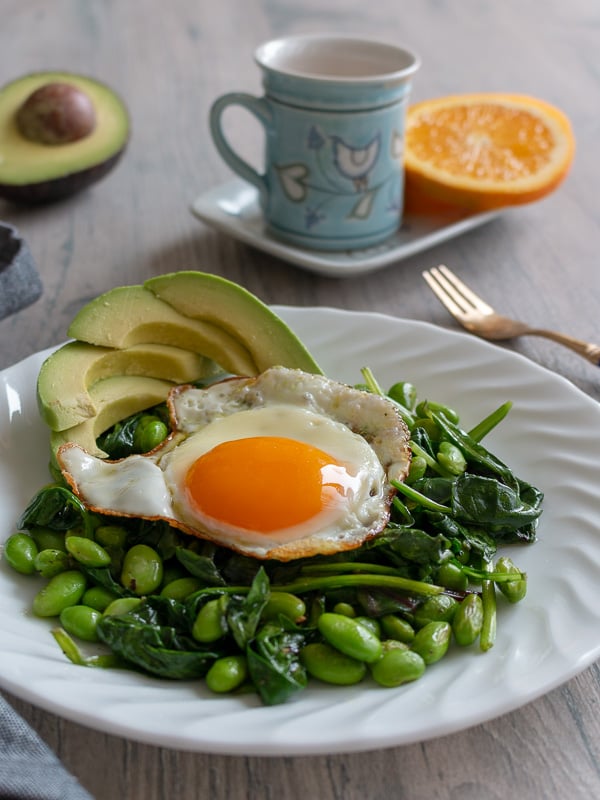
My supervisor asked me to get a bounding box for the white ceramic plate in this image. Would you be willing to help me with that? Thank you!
[191,179,501,277]
[1,308,600,755]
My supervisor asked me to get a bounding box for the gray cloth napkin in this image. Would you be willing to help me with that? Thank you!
[0,222,43,321]
[0,694,93,800]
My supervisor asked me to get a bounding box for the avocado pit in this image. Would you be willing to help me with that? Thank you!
[16,82,96,145]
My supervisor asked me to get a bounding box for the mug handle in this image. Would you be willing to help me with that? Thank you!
[209,93,271,199]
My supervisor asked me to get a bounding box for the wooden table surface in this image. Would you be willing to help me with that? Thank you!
[1,1,599,798]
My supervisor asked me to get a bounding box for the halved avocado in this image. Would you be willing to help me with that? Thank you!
[67,285,259,376]
[0,72,129,203]
[37,341,211,432]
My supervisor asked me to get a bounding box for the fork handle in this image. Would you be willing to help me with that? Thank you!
[526,328,600,365]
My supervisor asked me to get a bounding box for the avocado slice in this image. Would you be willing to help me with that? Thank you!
[0,72,129,203]
[37,341,212,432]
[67,285,259,376]
[50,375,175,459]
[145,271,323,374]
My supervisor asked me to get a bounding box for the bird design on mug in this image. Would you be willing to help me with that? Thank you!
[275,125,401,228]
[330,133,381,192]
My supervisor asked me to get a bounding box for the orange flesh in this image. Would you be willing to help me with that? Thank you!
[407,104,556,182]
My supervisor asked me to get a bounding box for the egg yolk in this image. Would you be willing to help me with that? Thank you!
[185,436,356,533]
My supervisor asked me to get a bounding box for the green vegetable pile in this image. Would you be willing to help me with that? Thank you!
[2,369,542,705]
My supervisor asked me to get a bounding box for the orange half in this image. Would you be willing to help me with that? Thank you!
[404,93,575,213]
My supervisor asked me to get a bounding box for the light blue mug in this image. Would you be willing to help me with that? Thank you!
[209,34,420,251]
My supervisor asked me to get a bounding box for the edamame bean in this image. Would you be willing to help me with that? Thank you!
[413,594,458,627]
[495,556,527,603]
[34,548,70,578]
[103,597,142,616]
[133,415,168,453]
[192,597,229,643]
[59,604,102,642]
[435,561,469,592]
[94,525,128,549]
[437,442,467,475]
[354,616,381,639]
[120,544,163,595]
[387,381,417,412]
[4,532,38,574]
[32,570,87,617]
[406,456,427,484]
[65,536,111,568]
[371,648,426,687]
[411,621,452,665]
[29,527,67,553]
[416,399,459,425]
[160,576,202,602]
[317,612,382,664]
[262,592,307,623]
[452,593,484,646]
[380,614,415,644]
[205,655,248,693]
[381,639,409,654]
[82,586,118,612]
[301,642,366,686]
[332,602,356,618]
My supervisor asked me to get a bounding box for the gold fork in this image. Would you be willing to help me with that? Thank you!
[422,265,600,366]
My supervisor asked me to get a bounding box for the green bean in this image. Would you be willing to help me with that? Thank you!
[82,586,119,613]
[411,621,452,665]
[301,642,366,686]
[120,544,163,595]
[452,593,484,646]
[480,559,497,652]
[32,570,87,618]
[4,532,38,574]
[160,576,203,602]
[59,604,102,642]
[34,548,70,578]
[192,596,229,643]
[468,401,512,443]
[371,648,426,687]
[413,594,458,627]
[205,655,248,693]
[494,556,527,603]
[65,536,111,568]
[262,592,307,623]
[380,614,415,644]
[317,612,382,664]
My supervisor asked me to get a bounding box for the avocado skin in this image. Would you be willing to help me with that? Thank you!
[0,71,129,204]
[0,150,125,203]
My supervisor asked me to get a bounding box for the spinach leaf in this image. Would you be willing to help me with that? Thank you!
[175,547,227,586]
[451,473,543,533]
[97,596,221,679]
[226,567,270,650]
[18,484,92,533]
[246,621,308,706]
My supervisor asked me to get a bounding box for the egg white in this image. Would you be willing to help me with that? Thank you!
[58,367,412,561]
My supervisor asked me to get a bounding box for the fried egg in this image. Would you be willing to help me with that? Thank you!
[58,366,411,561]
